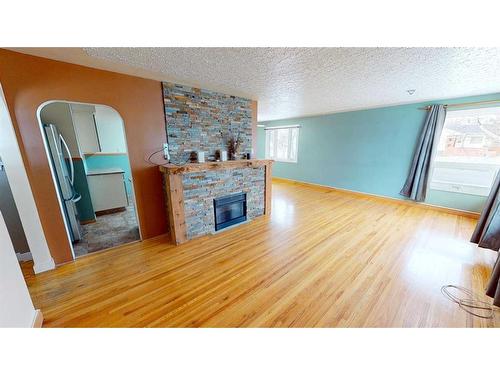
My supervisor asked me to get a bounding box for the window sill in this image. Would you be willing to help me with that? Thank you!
[429,184,490,197]
[271,159,298,164]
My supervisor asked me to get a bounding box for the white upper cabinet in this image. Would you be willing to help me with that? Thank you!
[71,104,100,154]
[93,105,127,153]
[70,104,127,155]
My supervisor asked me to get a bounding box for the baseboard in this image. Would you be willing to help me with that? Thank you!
[95,207,126,216]
[32,309,43,328]
[33,257,56,274]
[272,177,481,219]
[80,218,96,225]
[16,251,33,262]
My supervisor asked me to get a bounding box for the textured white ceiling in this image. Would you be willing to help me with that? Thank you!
[11,48,500,121]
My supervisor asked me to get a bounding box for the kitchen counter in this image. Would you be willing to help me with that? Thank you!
[86,168,125,176]
[86,168,128,212]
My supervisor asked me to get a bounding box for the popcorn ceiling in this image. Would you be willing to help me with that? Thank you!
[85,47,500,121]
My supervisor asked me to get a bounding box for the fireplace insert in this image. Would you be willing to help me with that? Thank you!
[214,192,247,231]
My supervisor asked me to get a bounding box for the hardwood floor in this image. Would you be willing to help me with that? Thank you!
[22,180,499,327]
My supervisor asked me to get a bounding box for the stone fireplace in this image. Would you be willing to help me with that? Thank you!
[160,81,272,245]
[160,160,272,244]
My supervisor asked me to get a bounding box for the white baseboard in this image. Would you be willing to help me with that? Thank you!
[16,251,33,262]
[32,309,43,328]
[33,257,56,274]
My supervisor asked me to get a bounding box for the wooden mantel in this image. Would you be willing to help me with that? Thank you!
[159,159,273,175]
[160,159,273,245]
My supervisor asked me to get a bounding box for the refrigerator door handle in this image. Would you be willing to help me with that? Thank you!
[49,127,71,201]
[59,133,75,185]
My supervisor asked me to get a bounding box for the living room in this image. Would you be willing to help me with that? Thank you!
[1,2,499,374]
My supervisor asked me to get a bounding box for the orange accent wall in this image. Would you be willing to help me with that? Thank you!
[0,49,168,264]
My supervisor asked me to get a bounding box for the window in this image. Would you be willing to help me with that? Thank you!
[265,125,299,163]
[430,106,500,196]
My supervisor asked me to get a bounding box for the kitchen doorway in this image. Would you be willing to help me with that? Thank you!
[38,101,141,258]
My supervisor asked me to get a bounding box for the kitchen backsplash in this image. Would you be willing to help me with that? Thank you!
[162,82,253,163]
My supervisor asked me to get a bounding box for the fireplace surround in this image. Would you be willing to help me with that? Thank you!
[160,159,273,244]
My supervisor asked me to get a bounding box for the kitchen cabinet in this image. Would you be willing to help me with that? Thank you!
[72,104,128,155]
[87,169,128,212]
[93,106,127,153]
[71,105,100,154]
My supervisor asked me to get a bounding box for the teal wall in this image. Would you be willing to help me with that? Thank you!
[84,154,133,195]
[72,159,95,222]
[258,93,500,213]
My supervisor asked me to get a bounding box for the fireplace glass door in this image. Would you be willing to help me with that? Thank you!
[214,193,247,231]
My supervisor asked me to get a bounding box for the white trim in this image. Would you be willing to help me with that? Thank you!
[37,103,77,260]
[273,159,298,164]
[36,99,143,259]
[264,124,301,130]
[265,126,299,163]
[0,84,55,274]
[429,104,500,198]
[16,252,33,262]
[33,258,56,274]
[55,100,141,240]
[429,180,491,197]
[31,309,43,328]
[0,210,37,327]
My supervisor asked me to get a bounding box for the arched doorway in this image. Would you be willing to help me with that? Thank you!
[38,101,141,258]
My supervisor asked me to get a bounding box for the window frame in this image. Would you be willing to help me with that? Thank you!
[429,106,500,197]
[264,125,300,163]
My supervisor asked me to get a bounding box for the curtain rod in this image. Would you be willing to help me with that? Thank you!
[419,99,500,111]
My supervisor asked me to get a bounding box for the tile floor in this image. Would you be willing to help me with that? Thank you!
[73,204,140,257]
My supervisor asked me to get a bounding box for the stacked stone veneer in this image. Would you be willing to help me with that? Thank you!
[182,167,265,239]
[162,82,253,164]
